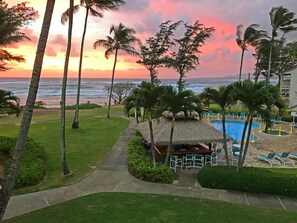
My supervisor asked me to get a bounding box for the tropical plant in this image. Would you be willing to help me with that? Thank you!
[94,23,140,118]
[60,0,74,176]
[0,89,21,116]
[0,1,37,71]
[137,21,181,85]
[61,0,125,128]
[200,86,237,166]
[123,87,141,123]
[0,0,55,219]
[160,86,203,165]
[267,6,297,82]
[236,24,267,81]
[232,80,284,168]
[166,21,214,92]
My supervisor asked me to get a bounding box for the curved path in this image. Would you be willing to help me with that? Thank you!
[4,118,297,220]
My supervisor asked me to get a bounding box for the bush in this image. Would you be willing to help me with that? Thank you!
[0,136,47,188]
[197,166,297,197]
[127,136,173,184]
[65,103,101,110]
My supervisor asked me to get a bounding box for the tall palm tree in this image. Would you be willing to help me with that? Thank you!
[236,24,266,81]
[200,85,236,166]
[60,0,74,176]
[0,89,21,116]
[62,0,125,128]
[232,80,284,168]
[94,23,140,118]
[267,6,297,82]
[161,86,203,165]
[0,0,56,219]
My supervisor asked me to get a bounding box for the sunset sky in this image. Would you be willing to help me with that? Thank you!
[2,0,297,79]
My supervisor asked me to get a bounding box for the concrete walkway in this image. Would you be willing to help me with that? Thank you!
[4,118,297,220]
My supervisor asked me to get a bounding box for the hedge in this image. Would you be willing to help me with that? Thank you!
[197,166,297,197]
[0,136,47,188]
[65,103,102,110]
[127,136,173,184]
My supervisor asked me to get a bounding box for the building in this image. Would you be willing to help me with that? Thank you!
[280,67,297,110]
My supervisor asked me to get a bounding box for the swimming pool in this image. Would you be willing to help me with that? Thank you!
[211,120,259,141]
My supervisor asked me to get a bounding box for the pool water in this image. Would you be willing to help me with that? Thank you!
[211,120,259,141]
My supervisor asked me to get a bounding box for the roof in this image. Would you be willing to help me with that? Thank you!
[137,116,231,146]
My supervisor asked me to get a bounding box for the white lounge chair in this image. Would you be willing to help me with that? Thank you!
[288,153,297,159]
[275,152,294,166]
[257,152,280,167]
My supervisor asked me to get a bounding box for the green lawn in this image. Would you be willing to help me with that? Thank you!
[5,192,297,223]
[0,107,129,193]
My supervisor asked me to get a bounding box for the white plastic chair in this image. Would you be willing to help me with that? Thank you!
[193,154,204,168]
[184,154,194,169]
[170,155,183,172]
[205,153,218,166]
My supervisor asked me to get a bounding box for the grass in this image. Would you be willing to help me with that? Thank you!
[4,192,297,223]
[0,107,129,193]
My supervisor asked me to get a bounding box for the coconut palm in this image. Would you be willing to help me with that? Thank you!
[232,80,284,168]
[200,85,237,166]
[0,0,55,219]
[236,24,267,81]
[0,89,21,116]
[94,23,140,118]
[160,86,203,165]
[267,6,297,82]
[60,0,74,176]
[61,0,125,128]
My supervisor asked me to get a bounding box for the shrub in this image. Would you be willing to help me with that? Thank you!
[197,166,297,197]
[127,136,173,184]
[65,103,101,110]
[0,136,47,188]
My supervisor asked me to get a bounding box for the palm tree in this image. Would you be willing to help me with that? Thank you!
[267,6,297,83]
[200,86,236,166]
[61,0,125,128]
[94,23,140,118]
[60,0,74,176]
[160,86,203,165]
[232,80,284,168]
[236,24,266,81]
[0,89,21,116]
[0,0,56,219]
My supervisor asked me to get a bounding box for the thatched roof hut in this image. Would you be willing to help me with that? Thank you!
[137,116,231,146]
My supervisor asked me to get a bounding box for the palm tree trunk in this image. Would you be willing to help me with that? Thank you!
[60,0,72,175]
[148,115,156,167]
[239,49,245,81]
[0,0,56,219]
[164,116,175,166]
[254,57,260,83]
[107,48,118,118]
[237,114,249,170]
[72,7,89,129]
[241,114,253,167]
[267,37,274,83]
[222,114,230,166]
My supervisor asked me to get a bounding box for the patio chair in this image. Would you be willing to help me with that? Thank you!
[193,154,204,168]
[232,112,238,119]
[274,116,283,123]
[288,153,297,159]
[254,114,262,121]
[275,152,294,167]
[239,112,246,119]
[257,152,280,167]
[205,153,218,166]
[184,154,194,169]
[231,146,240,165]
[170,155,183,172]
[208,110,217,119]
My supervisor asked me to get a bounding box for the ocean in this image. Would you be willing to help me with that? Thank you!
[0,77,244,108]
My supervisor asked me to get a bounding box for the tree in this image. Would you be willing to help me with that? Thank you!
[60,0,74,176]
[0,0,55,219]
[236,24,266,81]
[123,87,141,123]
[137,21,181,85]
[232,80,284,168]
[0,1,37,71]
[104,82,135,104]
[166,21,214,92]
[200,86,237,166]
[160,86,203,165]
[62,0,125,129]
[0,89,21,116]
[94,23,140,118]
[267,6,297,82]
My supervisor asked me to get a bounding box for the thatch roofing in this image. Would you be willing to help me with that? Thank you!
[137,116,231,146]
